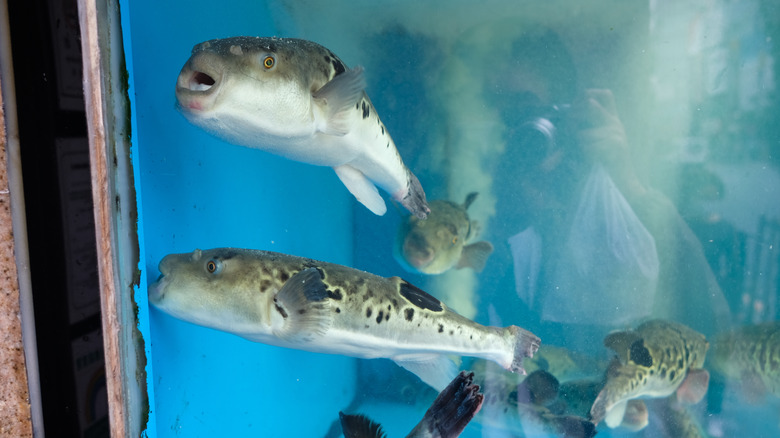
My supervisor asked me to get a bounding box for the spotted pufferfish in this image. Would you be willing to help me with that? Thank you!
[149,247,540,391]
[175,36,429,219]
[590,319,710,428]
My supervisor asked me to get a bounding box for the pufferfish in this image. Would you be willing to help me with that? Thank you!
[175,36,429,218]
[589,319,710,428]
[395,192,494,275]
[149,247,540,391]
[708,321,780,402]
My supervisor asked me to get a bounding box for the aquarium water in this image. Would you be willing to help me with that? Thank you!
[121,0,780,436]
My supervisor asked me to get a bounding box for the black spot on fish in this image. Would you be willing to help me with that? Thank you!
[678,358,684,369]
[355,102,360,110]
[300,274,328,302]
[669,370,676,381]
[376,310,384,324]
[387,305,392,312]
[217,250,240,260]
[630,340,653,367]
[381,126,385,135]
[298,309,306,315]
[385,313,390,321]
[324,55,331,63]
[660,368,666,379]
[438,324,444,333]
[314,267,326,279]
[392,299,398,308]
[399,280,443,312]
[275,302,288,319]
[260,279,272,290]
[335,308,341,313]
[446,224,458,236]
[366,308,372,318]
[449,330,454,335]
[404,308,414,321]
[332,59,346,76]
[279,271,289,282]
[328,288,343,301]
[361,101,369,119]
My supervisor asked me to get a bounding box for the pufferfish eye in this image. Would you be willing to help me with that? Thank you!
[262,56,275,69]
[206,259,223,274]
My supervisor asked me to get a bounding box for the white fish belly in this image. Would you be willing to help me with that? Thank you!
[300,315,515,367]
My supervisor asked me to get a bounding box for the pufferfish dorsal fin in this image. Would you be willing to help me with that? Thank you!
[604,330,642,364]
[463,192,479,210]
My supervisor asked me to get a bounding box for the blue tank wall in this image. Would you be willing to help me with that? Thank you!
[121,1,357,436]
[120,1,780,437]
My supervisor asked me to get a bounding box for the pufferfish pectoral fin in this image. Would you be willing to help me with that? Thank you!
[604,399,628,429]
[392,354,459,392]
[313,66,366,136]
[333,164,387,216]
[457,241,495,272]
[676,368,710,404]
[272,267,332,343]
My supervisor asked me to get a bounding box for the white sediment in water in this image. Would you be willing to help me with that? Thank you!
[272,1,653,320]
[272,3,539,319]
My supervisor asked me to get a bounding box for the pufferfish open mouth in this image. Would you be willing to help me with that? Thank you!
[176,66,222,112]
[187,71,216,91]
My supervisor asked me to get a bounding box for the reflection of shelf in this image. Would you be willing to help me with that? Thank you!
[56,138,101,325]
[739,215,780,324]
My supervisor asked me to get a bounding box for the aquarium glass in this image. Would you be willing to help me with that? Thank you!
[122,0,780,436]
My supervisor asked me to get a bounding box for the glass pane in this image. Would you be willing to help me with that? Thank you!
[125,0,779,436]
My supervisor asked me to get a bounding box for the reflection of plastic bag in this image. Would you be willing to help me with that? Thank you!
[508,228,542,310]
[546,165,659,325]
[510,165,659,326]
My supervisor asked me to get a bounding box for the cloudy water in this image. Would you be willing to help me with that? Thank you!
[123,0,780,436]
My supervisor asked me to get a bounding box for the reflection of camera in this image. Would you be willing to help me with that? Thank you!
[515,104,572,164]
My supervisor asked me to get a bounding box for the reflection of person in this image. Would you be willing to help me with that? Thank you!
[480,31,731,352]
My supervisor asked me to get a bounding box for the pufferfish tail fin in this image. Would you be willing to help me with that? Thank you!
[407,370,484,437]
[396,168,430,220]
[339,412,387,438]
[509,325,542,375]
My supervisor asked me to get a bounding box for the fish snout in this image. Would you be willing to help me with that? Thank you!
[157,253,176,275]
[148,272,168,305]
[403,237,435,268]
[149,254,177,304]
[175,54,223,112]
